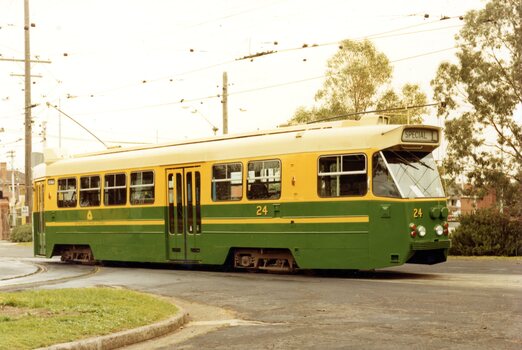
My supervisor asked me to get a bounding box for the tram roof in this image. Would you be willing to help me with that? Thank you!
[34,117,440,178]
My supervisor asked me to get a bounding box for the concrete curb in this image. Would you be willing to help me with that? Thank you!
[37,307,188,350]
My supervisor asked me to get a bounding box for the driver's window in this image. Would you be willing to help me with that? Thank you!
[372,153,400,198]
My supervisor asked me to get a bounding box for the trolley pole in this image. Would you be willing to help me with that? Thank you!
[222,71,228,135]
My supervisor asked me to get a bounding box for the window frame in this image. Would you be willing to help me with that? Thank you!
[211,162,243,202]
[79,175,101,207]
[104,173,127,206]
[57,177,77,208]
[130,170,155,205]
[246,159,282,200]
[317,153,368,198]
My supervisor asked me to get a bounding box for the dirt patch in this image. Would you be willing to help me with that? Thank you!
[0,305,54,319]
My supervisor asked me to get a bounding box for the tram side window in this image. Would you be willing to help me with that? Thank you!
[212,163,243,201]
[318,154,367,197]
[104,173,127,206]
[80,175,101,207]
[130,171,155,205]
[57,178,77,208]
[247,159,281,200]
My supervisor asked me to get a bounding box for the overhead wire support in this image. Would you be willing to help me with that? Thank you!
[0,57,52,64]
[236,50,277,61]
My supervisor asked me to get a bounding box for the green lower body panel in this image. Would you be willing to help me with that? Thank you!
[37,200,451,270]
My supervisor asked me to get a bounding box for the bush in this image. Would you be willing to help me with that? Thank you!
[450,209,522,256]
[10,224,33,242]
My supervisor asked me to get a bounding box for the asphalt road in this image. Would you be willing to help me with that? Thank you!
[1,242,521,349]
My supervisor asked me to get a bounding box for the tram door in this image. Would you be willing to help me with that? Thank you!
[34,181,46,256]
[166,167,202,262]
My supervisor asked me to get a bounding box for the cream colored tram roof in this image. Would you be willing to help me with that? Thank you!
[36,121,439,178]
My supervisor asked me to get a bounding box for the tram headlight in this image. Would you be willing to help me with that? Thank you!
[417,225,427,237]
[434,225,444,236]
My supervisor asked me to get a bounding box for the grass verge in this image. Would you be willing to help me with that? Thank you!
[0,287,178,350]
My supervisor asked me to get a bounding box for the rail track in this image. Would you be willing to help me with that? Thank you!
[0,259,101,292]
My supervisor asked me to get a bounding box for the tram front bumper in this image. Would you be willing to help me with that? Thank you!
[411,240,451,251]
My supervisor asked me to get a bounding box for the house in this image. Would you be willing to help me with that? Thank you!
[0,162,26,235]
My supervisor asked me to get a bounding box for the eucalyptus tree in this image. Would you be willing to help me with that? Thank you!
[289,39,427,124]
[431,0,521,208]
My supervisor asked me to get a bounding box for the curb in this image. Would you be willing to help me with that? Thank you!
[37,307,188,350]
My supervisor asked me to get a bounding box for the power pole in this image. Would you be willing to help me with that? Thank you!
[7,151,17,227]
[0,0,51,224]
[23,0,33,224]
[222,71,228,135]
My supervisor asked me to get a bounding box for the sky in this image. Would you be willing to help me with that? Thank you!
[0,0,487,170]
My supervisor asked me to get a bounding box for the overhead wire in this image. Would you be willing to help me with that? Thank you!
[52,16,466,102]
[1,9,468,152]
[68,45,458,117]
[236,17,464,61]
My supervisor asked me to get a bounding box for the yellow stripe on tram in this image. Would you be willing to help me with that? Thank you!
[203,216,369,225]
[46,220,165,227]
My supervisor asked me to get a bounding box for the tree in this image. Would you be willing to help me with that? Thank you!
[316,39,392,114]
[288,39,427,124]
[376,84,428,124]
[431,0,521,212]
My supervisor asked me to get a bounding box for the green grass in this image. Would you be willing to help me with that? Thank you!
[0,288,178,350]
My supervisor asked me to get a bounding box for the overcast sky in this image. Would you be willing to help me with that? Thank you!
[1,0,486,169]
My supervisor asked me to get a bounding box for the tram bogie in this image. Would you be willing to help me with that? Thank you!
[233,248,297,272]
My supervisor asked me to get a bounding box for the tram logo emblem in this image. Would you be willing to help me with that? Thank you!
[87,210,93,221]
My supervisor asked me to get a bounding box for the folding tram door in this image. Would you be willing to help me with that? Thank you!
[34,180,46,255]
[166,166,202,262]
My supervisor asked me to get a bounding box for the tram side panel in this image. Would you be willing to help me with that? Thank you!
[198,200,372,270]
[197,152,376,270]
[40,169,169,263]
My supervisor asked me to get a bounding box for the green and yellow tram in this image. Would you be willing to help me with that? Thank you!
[33,116,450,271]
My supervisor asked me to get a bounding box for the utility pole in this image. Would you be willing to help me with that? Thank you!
[0,1,51,224]
[7,151,17,227]
[24,0,33,224]
[222,71,228,135]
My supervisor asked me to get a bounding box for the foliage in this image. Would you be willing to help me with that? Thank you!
[376,84,428,124]
[9,224,32,243]
[450,209,522,256]
[288,39,428,124]
[431,0,522,202]
[0,288,178,350]
[316,39,392,114]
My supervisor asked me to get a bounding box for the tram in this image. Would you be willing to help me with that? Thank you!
[32,116,450,272]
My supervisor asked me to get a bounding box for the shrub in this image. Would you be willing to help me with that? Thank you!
[10,224,33,242]
[450,209,522,256]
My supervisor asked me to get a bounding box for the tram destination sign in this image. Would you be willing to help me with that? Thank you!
[402,128,439,143]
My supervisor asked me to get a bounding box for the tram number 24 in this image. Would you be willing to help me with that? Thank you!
[413,208,423,218]
[256,205,269,216]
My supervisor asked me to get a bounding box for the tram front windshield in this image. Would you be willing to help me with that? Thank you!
[372,150,445,199]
